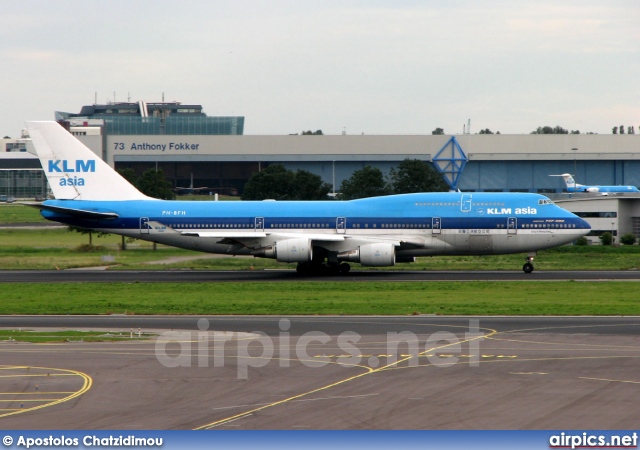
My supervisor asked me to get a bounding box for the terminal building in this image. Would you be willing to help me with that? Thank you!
[2,100,640,242]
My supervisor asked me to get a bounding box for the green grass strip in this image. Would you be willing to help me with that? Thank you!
[0,330,150,343]
[1,281,638,316]
[0,205,48,224]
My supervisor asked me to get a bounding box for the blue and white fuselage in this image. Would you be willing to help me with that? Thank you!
[39,193,589,267]
[27,121,590,273]
[552,173,640,194]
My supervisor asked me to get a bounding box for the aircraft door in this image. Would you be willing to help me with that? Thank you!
[507,217,517,234]
[336,217,346,234]
[255,217,264,231]
[432,217,441,234]
[140,217,150,234]
[461,194,472,212]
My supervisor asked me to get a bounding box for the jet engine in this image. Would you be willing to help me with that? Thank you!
[253,238,313,263]
[338,243,396,267]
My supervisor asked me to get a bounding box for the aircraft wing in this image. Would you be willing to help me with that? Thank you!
[151,221,418,253]
[180,231,269,239]
[180,231,346,244]
[144,219,425,253]
[178,230,416,247]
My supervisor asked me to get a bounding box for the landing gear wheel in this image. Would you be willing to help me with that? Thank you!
[522,262,534,273]
[296,262,310,275]
[339,263,351,274]
[326,263,341,275]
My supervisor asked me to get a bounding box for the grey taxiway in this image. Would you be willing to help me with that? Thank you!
[2,269,640,283]
[0,314,637,430]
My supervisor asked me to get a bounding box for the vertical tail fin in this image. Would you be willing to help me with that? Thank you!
[27,121,150,201]
[561,173,577,189]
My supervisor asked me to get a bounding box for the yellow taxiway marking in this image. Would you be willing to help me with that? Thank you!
[0,392,75,395]
[196,321,639,429]
[195,326,496,429]
[510,372,548,375]
[210,393,379,412]
[499,323,640,334]
[580,377,640,385]
[0,399,68,402]
[0,366,92,419]
[487,336,640,351]
[0,374,78,378]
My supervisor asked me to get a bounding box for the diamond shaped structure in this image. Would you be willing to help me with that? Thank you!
[432,136,468,190]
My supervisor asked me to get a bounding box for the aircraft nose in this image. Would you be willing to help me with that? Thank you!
[575,216,591,235]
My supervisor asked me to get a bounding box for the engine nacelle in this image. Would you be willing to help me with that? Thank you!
[275,238,313,263]
[338,243,396,267]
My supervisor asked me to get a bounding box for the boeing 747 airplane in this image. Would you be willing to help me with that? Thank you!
[551,173,640,194]
[27,121,590,274]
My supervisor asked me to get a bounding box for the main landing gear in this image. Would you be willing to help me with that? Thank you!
[296,261,351,276]
[522,255,535,274]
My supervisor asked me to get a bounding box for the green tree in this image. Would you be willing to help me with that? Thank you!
[301,130,323,135]
[67,225,111,248]
[242,165,294,200]
[137,168,176,200]
[117,168,139,186]
[478,129,494,134]
[292,169,332,200]
[574,236,589,246]
[599,232,613,246]
[389,159,449,194]
[431,128,445,135]
[338,166,391,200]
[531,126,568,134]
[620,233,636,245]
[241,164,331,200]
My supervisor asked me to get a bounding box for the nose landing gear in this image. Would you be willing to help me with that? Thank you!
[522,255,535,273]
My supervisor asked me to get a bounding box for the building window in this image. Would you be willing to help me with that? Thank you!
[575,212,617,218]
[632,218,640,238]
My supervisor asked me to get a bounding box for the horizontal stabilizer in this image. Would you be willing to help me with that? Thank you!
[21,202,119,220]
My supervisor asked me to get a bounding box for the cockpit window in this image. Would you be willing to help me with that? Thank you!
[538,199,554,205]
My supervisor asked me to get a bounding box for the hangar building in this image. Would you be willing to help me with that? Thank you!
[2,100,640,242]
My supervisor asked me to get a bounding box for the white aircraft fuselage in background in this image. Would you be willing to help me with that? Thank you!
[552,173,640,194]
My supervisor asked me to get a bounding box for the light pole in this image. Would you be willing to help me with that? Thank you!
[332,160,336,197]
[571,148,578,176]
[612,221,615,245]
